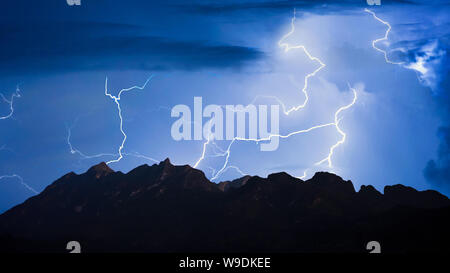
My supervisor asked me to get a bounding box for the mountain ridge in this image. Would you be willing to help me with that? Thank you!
[0,159,449,253]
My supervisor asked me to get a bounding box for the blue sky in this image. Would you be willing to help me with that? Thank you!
[0,0,449,212]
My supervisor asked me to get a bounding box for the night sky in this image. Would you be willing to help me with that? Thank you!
[0,0,449,212]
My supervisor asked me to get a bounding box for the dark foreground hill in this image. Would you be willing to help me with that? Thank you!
[0,159,449,253]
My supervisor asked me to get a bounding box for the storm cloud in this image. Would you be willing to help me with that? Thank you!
[0,22,264,74]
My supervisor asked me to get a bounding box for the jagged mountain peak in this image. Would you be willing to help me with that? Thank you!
[218,175,252,192]
[359,185,382,196]
[384,184,449,208]
[306,171,356,196]
[1,159,449,253]
[267,171,297,182]
[159,158,172,167]
[86,162,114,178]
[309,171,345,182]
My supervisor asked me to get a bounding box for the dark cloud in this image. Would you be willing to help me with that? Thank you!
[0,22,264,74]
[424,66,450,190]
[177,0,416,15]
[424,126,450,189]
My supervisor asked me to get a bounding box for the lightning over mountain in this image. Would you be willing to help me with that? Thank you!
[67,122,159,164]
[1,0,448,222]
[66,122,116,160]
[104,76,154,165]
[193,9,357,181]
[66,76,158,165]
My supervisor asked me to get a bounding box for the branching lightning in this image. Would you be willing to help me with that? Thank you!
[277,8,326,115]
[315,85,357,168]
[193,121,214,169]
[104,76,154,165]
[0,174,38,194]
[209,122,336,181]
[365,8,403,65]
[0,85,21,120]
[66,76,159,165]
[67,123,159,164]
[193,9,357,181]
[66,123,116,159]
[0,86,33,194]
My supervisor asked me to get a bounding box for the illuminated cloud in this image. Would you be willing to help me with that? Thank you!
[404,40,446,92]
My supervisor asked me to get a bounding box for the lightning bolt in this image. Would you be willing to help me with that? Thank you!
[366,9,436,89]
[192,119,245,177]
[193,119,226,168]
[248,75,311,116]
[315,85,357,168]
[209,122,336,181]
[365,8,403,65]
[67,123,159,164]
[218,166,247,177]
[194,9,357,181]
[104,76,154,165]
[207,87,356,181]
[66,123,116,159]
[299,170,307,180]
[66,76,159,165]
[0,174,38,194]
[277,8,326,115]
[0,86,33,194]
[0,85,21,120]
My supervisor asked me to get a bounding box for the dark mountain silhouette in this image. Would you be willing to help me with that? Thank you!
[0,159,449,253]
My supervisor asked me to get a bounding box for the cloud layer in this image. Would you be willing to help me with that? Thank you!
[0,22,264,74]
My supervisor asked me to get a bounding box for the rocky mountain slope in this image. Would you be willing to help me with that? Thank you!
[1,159,449,253]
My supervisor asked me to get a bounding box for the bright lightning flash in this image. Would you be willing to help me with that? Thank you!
[104,76,153,165]
[277,8,326,115]
[315,85,357,168]
[194,9,357,181]
[66,76,159,166]
[365,8,403,65]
